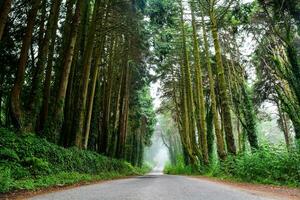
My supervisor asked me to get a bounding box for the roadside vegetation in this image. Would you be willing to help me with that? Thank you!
[1,0,300,194]
[0,128,150,193]
[0,0,155,194]
[153,0,300,187]
[164,146,300,187]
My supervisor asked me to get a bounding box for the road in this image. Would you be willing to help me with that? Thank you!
[29,173,277,200]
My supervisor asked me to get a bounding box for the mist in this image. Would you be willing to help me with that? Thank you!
[144,123,170,174]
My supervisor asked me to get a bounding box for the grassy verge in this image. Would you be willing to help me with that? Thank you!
[0,128,150,193]
[164,146,300,187]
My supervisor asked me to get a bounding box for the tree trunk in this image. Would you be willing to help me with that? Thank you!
[116,41,130,158]
[210,10,236,155]
[83,63,99,149]
[241,84,259,150]
[179,0,200,166]
[190,1,208,164]
[28,0,62,119]
[108,68,123,156]
[10,0,41,130]
[201,14,226,159]
[277,101,290,149]
[74,0,102,148]
[0,0,12,40]
[37,0,61,133]
[100,37,115,154]
[52,0,82,133]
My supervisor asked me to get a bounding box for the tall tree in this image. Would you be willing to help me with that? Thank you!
[189,0,209,164]
[207,1,237,155]
[10,0,41,130]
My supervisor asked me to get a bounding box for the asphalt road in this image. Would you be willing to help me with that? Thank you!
[29,173,276,200]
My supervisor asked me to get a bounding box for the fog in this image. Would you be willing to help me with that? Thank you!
[144,72,170,173]
[144,125,169,174]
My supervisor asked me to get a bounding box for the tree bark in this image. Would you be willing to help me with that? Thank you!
[83,63,99,149]
[48,0,82,140]
[0,0,12,40]
[28,0,62,118]
[277,101,290,149]
[74,0,102,148]
[37,0,61,133]
[210,10,236,155]
[100,37,115,154]
[116,40,130,158]
[201,13,226,159]
[179,0,200,166]
[190,1,209,164]
[10,0,41,130]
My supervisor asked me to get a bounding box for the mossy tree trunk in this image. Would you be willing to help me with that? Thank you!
[209,9,236,155]
[179,0,200,166]
[201,14,226,160]
[189,0,209,164]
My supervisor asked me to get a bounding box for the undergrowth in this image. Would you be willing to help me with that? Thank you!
[164,145,300,187]
[0,128,150,193]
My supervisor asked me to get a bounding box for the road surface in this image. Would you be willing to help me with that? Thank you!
[29,173,277,200]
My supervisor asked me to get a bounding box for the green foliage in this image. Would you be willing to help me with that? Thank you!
[11,172,123,192]
[0,167,13,193]
[206,145,300,187]
[163,156,196,175]
[165,145,300,187]
[0,147,20,161]
[0,128,148,193]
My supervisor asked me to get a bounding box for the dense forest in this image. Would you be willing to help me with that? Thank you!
[0,0,300,193]
[152,0,300,166]
[0,0,156,166]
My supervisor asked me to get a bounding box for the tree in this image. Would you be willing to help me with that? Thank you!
[10,0,41,130]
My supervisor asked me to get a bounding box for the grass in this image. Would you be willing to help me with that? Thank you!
[0,128,150,193]
[164,145,300,187]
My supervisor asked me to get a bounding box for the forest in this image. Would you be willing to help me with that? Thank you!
[0,0,300,195]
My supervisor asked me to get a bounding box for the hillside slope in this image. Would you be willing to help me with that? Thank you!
[0,128,148,193]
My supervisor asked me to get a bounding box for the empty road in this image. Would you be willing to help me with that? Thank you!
[29,173,277,200]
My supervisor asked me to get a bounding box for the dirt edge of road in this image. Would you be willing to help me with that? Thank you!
[190,176,300,200]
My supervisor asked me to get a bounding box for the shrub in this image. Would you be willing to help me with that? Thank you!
[164,144,300,187]
[209,145,300,186]
[0,167,13,193]
[164,156,196,175]
[0,128,146,193]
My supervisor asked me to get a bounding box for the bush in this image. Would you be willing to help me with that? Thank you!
[0,128,147,193]
[164,156,196,175]
[164,145,300,187]
[219,145,300,186]
[0,167,13,193]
